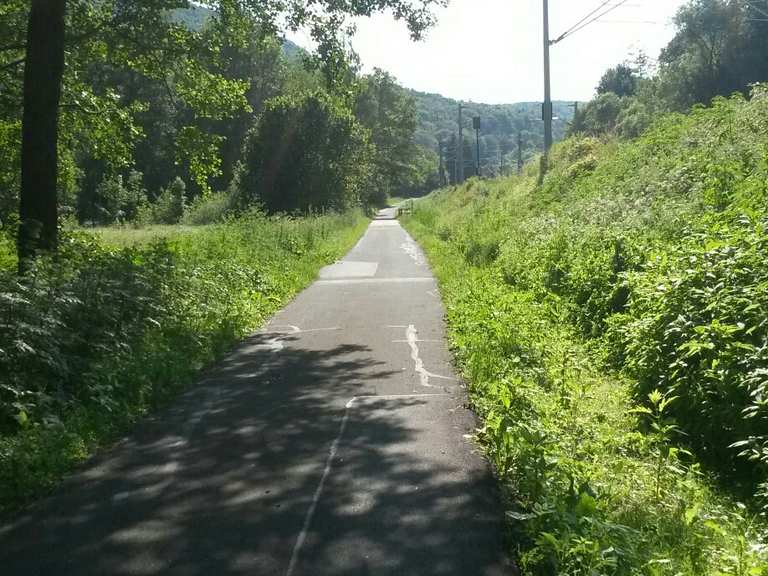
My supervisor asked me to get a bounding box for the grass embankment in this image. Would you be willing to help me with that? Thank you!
[0,210,368,516]
[402,90,768,574]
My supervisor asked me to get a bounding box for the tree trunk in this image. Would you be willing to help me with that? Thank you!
[18,0,67,269]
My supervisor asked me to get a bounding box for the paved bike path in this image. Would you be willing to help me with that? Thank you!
[0,209,509,575]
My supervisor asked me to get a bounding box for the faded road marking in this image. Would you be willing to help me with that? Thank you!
[405,325,455,387]
[253,325,341,353]
[370,220,400,227]
[285,393,450,576]
[319,261,379,279]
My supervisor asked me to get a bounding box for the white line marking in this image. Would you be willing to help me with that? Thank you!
[285,393,450,576]
[315,277,434,285]
[370,220,401,227]
[405,325,456,387]
[252,337,284,352]
[268,325,341,335]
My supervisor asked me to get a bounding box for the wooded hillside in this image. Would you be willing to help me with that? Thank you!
[412,91,576,177]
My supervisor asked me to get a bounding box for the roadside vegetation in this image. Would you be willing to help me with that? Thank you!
[402,87,768,574]
[0,210,367,515]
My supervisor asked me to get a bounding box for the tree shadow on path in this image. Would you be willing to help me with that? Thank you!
[0,331,509,575]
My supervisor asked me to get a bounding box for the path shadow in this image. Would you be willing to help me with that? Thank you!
[0,329,508,575]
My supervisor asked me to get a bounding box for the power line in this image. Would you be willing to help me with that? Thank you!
[551,0,612,44]
[747,0,768,19]
[596,20,659,25]
[553,0,634,45]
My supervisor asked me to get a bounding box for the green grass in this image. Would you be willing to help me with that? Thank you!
[401,89,768,574]
[86,224,203,246]
[0,209,368,516]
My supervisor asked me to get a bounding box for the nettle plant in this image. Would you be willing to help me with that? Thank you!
[621,213,768,501]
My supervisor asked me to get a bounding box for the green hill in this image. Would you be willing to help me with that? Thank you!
[412,90,578,174]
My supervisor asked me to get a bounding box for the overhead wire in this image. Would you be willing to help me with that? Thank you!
[551,0,613,44]
[552,0,635,45]
[746,0,768,19]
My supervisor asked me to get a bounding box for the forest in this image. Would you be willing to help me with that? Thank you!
[403,0,768,573]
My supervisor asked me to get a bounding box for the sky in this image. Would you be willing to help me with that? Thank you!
[290,0,688,104]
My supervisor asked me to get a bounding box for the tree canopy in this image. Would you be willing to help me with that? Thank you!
[571,0,768,139]
[3,0,446,264]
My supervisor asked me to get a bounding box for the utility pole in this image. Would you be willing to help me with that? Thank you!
[438,141,446,186]
[517,132,524,174]
[473,116,481,178]
[542,0,553,154]
[457,103,464,183]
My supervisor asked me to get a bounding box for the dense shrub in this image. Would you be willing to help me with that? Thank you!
[237,92,374,214]
[91,171,145,224]
[152,177,187,224]
[182,189,236,225]
[621,213,768,492]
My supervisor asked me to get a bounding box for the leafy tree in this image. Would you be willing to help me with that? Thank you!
[656,0,768,110]
[574,0,768,139]
[597,63,640,97]
[657,0,742,109]
[355,69,420,199]
[238,92,374,213]
[570,92,623,136]
[153,177,187,224]
[13,0,445,264]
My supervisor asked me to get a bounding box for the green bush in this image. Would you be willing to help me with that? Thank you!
[91,170,149,225]
[237,91,374,214]
[621,213,768,490]
[152,177,187,224]
[182,190,236,225]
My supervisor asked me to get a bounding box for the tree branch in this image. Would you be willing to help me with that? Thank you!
[59,102,102,115]
[111,28,181,113]
[0,58,25,72]
[0,43,26,52]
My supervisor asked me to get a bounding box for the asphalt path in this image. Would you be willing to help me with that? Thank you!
[0,208,510,575]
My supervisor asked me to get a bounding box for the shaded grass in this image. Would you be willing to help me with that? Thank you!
[87,224,202,247]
